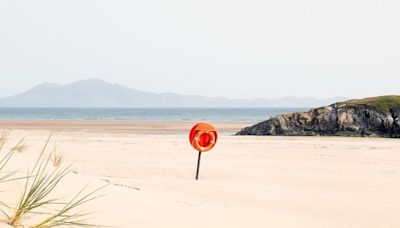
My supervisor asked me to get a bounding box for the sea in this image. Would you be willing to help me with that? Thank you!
[0,108,309,122]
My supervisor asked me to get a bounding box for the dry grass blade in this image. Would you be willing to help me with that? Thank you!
[0,149,13,174]
[8,134,62,225]
[50,147,63,168]
[31,184,108,228]
[0,130,10,151]
[5,134,105,227]
[10,163,71,225]
[10,138,28,154]
[0,130,17,183]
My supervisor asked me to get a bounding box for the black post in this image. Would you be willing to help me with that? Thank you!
[196,151,202,180]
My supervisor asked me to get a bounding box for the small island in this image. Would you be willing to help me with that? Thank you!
[237,96,400,138]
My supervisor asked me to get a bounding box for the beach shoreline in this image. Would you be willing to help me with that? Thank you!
[1,121,400,228]
[0,120,251,134]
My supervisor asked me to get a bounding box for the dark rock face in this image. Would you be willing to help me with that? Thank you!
[237,104,400,138]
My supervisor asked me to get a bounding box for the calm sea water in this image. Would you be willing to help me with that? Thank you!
[0,108,308,122]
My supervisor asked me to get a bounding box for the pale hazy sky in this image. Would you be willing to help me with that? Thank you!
[0,0,399,99]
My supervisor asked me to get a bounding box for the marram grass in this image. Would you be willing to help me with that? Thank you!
[0,133,106,227]
[10,138,28,154]
[50,147,63,168]
[0,130,18,183]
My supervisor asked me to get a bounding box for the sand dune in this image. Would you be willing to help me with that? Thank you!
[1,121,400,227]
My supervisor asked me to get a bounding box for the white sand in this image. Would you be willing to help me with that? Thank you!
[1,121,400,228]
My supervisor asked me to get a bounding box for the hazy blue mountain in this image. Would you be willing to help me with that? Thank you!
[0,79,346,108]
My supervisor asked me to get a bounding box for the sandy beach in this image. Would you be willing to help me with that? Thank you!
[1,120,400,228]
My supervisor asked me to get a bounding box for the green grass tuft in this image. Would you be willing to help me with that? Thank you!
[338,95,400,113]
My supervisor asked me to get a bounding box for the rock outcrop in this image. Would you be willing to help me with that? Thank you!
[237,101,400,138]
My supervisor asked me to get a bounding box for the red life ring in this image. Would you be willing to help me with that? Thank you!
[189,123,218,152]
[191,130,216,152]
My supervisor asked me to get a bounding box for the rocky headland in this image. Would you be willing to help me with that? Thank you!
[237,96,400,138]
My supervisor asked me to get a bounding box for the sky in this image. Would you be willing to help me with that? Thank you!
[0,0,399,99]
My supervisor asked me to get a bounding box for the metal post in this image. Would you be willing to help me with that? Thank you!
[196,151,202,180]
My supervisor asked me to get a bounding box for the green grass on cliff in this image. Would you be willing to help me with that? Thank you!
[339,95,400,113]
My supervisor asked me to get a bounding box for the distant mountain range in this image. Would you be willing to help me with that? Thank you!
[0,79,346,108]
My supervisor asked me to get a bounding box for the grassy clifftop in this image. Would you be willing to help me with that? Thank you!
[339,95,400,113]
